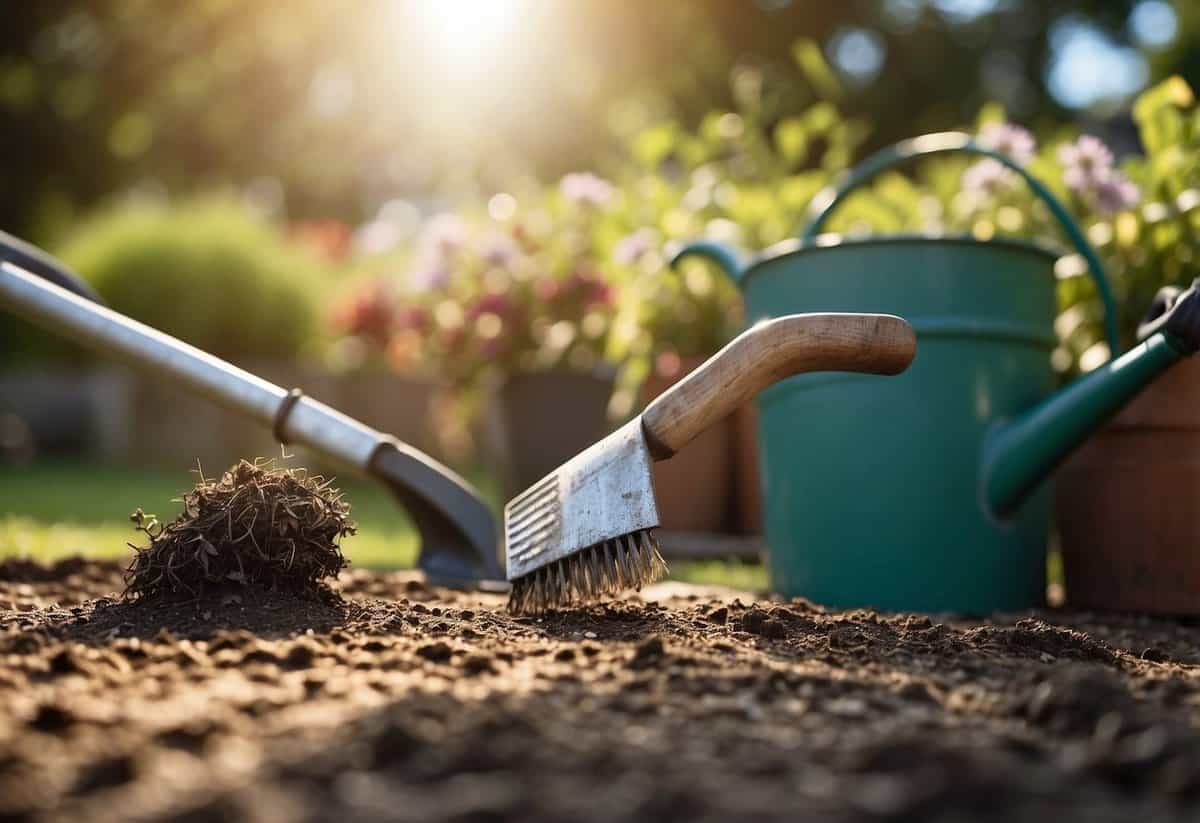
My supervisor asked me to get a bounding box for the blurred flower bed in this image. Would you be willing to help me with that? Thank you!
[328,63,1199,429]
[329,170,746,423]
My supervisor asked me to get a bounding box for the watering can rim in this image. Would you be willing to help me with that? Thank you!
[731,232,1062,287]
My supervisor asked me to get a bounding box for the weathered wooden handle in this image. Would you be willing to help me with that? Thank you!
[640,313,916,458]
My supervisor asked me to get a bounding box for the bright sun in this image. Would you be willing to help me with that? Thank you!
[417,0,525,58]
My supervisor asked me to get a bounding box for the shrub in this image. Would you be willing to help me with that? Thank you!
[53,199,326,362]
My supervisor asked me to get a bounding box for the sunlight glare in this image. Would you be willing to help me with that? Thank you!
[417,0,524,58]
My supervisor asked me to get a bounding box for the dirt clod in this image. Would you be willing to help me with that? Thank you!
[629,635,666,669]
[123,460,355,602]
[416,641,454,663]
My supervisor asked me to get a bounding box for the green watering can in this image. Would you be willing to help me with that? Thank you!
[672,131,1200,613]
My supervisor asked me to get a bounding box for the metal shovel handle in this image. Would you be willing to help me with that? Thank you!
[640,312,915,457]
[1,260,383,466]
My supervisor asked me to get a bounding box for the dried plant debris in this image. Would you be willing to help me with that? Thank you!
[124,460,355,602]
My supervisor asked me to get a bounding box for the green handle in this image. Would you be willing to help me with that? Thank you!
[803,131,1120,353]
[669,240,748,282]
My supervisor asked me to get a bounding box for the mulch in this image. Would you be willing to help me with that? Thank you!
[3,556,1200,822]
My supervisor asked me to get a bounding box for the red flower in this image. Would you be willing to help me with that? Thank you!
[561,270,614,308]
[535,277,561,302]
[396,305,432,335]
[470,293,512,319]
[587,279,614,308]
[332,284,393,348]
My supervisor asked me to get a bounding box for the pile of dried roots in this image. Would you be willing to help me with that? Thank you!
[124,460,355,601]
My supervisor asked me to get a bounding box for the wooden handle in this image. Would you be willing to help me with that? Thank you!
[640,313,916,458]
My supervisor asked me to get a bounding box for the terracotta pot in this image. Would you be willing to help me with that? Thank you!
[497,370,615,498]
[733,403,764,535]
[1055,356,1200,614]
[639,356,733,533]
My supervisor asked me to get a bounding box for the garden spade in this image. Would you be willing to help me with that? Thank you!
[0,231,502,587]
[505,312,916,613]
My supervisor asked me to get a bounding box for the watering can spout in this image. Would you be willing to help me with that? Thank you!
[982,282,1200,518]
[669,240,748,281]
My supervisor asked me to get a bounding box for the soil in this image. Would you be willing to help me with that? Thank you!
[3,558,1200,822]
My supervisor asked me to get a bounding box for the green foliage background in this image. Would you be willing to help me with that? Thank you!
[1,1,1195,242]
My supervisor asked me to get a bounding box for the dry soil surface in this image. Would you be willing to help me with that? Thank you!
[3,557,1200,822]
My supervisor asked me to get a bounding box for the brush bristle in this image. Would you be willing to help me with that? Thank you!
[507,529,668,615]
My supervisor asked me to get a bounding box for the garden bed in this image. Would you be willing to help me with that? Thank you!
[3,558,1200,822]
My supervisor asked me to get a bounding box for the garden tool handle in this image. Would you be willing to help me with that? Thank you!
[803,131,1120,353]
[0,229,103,304]
[640,313,915,458]
[0,259,385,467]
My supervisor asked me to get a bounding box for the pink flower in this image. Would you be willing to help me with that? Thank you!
[565,270,590,295]
[978,122,1036,161]
[555,269,615,307]
[560,172,615,208]
[395,306,432,334]
[962,158,1014,195]
[409,256,451,292]
[1058,135,1115,193]
[479,336,508,360]
[536,277,561,302]
[586,279,614,308]
[1057,135,1139,214]
[1093,173,1140,215]
[420,213,467,257]
[481,232,519,268]
[469,293,512,319]
[613,229,655,265]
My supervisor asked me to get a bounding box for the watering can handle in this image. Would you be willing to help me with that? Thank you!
[802,131,1120,353]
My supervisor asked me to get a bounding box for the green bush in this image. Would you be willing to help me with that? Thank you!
[50,200,325,362]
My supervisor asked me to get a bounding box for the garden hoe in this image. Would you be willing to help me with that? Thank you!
[506,312,917,613]
[0,231,502,587]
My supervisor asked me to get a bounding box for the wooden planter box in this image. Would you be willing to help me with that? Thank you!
[733,403,764,535]
[1055,356,1200,614]
[494,370,615,499]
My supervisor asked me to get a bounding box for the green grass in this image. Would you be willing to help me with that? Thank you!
[0,462,419,568]
[668,559,767,591]
[0,462,765,588]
